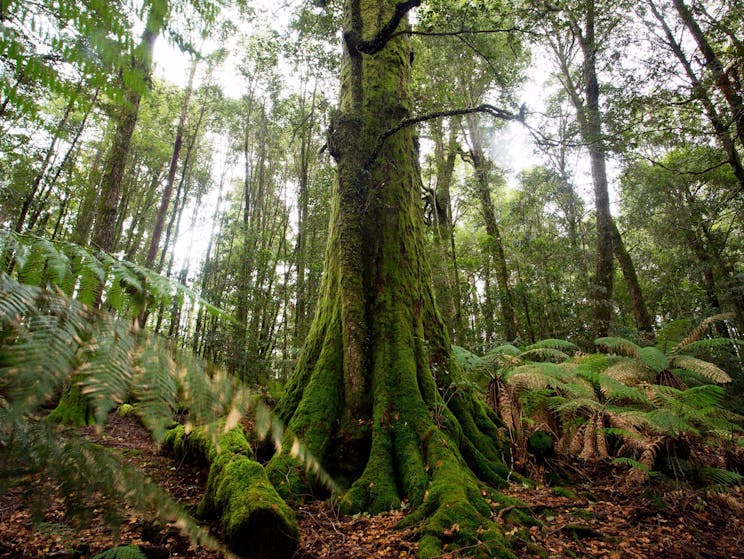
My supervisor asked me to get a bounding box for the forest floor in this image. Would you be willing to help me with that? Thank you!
[1,413,743,559]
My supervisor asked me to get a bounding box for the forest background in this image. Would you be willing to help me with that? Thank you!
[1,0,743,557]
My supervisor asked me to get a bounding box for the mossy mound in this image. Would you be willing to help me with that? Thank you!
[47,381,95,427]
[163,423,298,559]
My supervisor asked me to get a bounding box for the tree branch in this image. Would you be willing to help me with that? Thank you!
[354,0,421,55]
[365,104,524,168]
[389,26,531,40]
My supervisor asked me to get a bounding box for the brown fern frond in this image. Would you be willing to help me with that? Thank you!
[668,355,732,384]
[578,422,598,460]
[672,313,735,352]
[595,414,608,459]
[606,411,646,443]
[569,424,585,455]
[604,360,651,385]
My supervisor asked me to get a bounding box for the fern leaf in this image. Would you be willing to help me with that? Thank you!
[668,355,732,384]
[525,339,577,352]
[604,359,651,385]
[487,343,522,357]
[452,345,485,371]
[639,346,668,373]
[599,374,649,403]
[673,313,735,352]
[699,466,744,486]
[677,337,744,354]
[595,336,642,358]
[519,347,570,363]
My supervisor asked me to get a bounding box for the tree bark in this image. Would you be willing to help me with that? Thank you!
[91,7,163,253]
[266,2,516,557]
[144,58,197,268]
[550,2,614,336]
[610,220,655,340]
[428,118,465,344]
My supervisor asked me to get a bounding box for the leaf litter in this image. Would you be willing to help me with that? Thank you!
[1,414,742,558]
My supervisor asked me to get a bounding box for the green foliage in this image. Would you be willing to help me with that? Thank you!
[473,327,743,484]
[0,229,226,323]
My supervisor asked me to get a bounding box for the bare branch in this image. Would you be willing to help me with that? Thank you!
[365,104,523,167]
[390,26,531,40]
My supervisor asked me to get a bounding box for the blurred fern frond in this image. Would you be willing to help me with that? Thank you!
[0,229,228,323]
[0,271,332,547]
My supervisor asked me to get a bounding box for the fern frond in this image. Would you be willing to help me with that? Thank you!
[505,362,572,390]
[452,345,485,371]
[549,397,602,416]
[677,337,744,355]
[668,355,732,384]
[487,343,522,356]
[673,313,735,352]
[595,336,642,358]
[1,419,222,552]
[699,466,744,486]
[0,230,230,324]
[606,410,653,436]
[598,373,650,404]
[612,456,654,473]
[639,346,668,373]
[604,359,652,385]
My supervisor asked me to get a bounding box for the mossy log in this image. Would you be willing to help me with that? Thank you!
[163,424,298,559]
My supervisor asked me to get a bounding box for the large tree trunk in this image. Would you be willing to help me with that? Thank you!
[266,2,515,557]
[428,119,464,344]
[144,58,197,268]
[551,2,615,336]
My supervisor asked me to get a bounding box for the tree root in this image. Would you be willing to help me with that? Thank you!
[163,424,298,559]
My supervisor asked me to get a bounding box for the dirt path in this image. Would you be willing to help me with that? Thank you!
[1,415,742,558]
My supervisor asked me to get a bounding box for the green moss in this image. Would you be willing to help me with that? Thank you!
[527,430,555,458]
[162,423,253,466]
[265,452,313,504]
[117,403,134,417]
[47,382,94,427]
[202,454,298,558]
[551,486,577,499]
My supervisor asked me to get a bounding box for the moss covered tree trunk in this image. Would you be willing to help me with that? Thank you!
[267,2,516,557]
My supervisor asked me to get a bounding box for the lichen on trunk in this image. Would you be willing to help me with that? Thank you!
[266,2,519,557]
